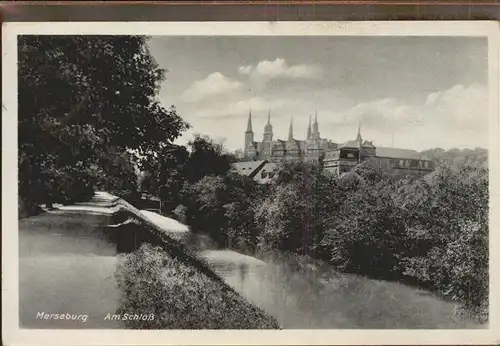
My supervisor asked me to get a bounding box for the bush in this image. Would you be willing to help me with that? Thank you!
[177,146,489,324]
[400,167,489,322]
[114,243,280,329]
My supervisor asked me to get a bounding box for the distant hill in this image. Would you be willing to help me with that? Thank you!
[421,148,488,170]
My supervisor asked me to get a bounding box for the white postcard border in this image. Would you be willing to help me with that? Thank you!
[2,21,499,345]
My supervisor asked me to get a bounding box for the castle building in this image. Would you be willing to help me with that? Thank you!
[323,122,435,177]
[243,110,337,163]
[237,110,435,182]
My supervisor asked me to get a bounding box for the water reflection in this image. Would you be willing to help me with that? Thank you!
[179,230,481,329]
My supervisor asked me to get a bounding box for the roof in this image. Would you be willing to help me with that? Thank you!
[254,162,280,184]
[338,140,361,148]
[230,160,267,177]
[284,139,305,150]
[297,140,306,150]
[362,140,376,148]
[321,140,338,150]
[376,147,429,160]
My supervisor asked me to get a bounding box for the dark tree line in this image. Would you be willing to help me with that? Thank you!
[421,147,488,170]
[156,145,489,324]
[18,35,188,215]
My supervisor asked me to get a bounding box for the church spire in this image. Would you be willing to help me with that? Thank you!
[306,115,312,140]
[264,109,273,134]
[288,117,294,142]
[312,110,320,139]
[244,109,255,157]
[356,118,362,142]
[246,109,253,133]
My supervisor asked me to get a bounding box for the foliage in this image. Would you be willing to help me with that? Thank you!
[18,35,188,209]
[183,135,236,182]
[182,175,229,244]
[181,172,264,250]
[140,144,190,208]
[185,152,489,322]
[152,135,488,324]
[421,147,488,170]
[232,148,245,161]
[114,243,280,329]
[400,166,489,322]
[140,135,236,211]
[256,161,323,254]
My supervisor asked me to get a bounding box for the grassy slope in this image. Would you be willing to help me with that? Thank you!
[19,195,279,329]
[115,243,280,329]
[110,206,280,329]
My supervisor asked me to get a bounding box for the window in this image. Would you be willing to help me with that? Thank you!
[424,161,429,168]
[399,160,404,166]
[405,160,410,167]
[340,150,358,160]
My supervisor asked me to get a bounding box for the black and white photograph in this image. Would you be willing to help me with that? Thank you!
[2,21,499,345]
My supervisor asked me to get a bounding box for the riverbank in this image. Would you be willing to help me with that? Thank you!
[149,214,485,329]
[19,192,280,329]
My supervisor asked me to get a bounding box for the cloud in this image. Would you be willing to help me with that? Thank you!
[175,83,487,152]
[181,72,243,102]
[338,83,486,127]
[239,58,321,80]
[189,96,286,120]
[423,83,487,126]
[238,65,252,75]
[328,83,488,150]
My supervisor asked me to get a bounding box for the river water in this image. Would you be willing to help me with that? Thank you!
[19,200,482,330]
[170,229,482,329]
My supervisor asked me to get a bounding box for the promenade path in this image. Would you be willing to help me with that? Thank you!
[19,192,124,329]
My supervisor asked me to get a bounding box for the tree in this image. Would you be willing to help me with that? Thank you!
[421,147,488,170]
[183,135,234,183]
[182,175,230,244]
[232,148,245,161]
[400,166,489,321]
[18,35,189,210]
[257,161,328,255]
[140,144,190,208]
[353,157,396,183]
[223,173,266,252]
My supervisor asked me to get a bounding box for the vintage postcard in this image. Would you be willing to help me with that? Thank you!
[2,21,499,345]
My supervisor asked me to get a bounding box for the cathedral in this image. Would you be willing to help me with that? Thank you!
[243,110,337,163]
[239,109,435,180]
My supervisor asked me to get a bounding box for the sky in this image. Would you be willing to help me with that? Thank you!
[148,36,488,152]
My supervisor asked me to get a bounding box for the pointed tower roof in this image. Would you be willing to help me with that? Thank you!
[246,109,253,132]
[356,118,362,142]
[288,117,294,142]
[312,110,320,139]
[264,110,273,132]
[306,115,312,140]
